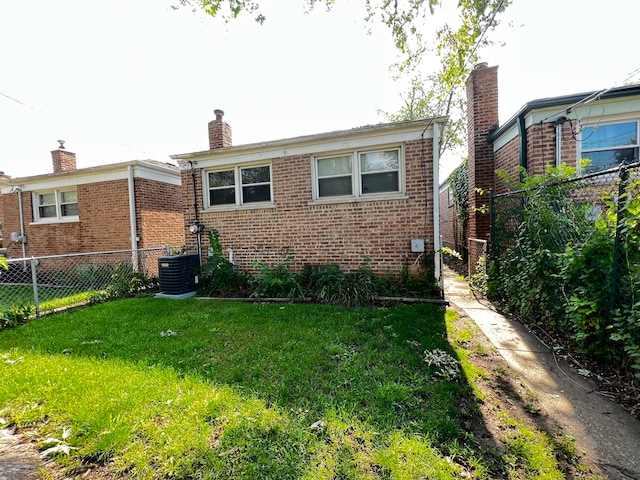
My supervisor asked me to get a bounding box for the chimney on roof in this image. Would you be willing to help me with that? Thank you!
[208,109,232,150]
[466,63,498,242]
[51,140,77,173]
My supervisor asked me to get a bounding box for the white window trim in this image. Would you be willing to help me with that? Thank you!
[310,145,407,204]
[202,162,274,211]
[31,188,79,224]
[578,119,640,173]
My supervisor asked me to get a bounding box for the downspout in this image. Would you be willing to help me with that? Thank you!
[17,187,27,261]
[517,114,528,180]
[188,161,203,265]
[128,165,139,272]
[432,122,442,290]
[554,117,566,167]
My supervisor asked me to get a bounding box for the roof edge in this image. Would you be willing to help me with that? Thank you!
[489,84,640,142]
[171,116,449,160]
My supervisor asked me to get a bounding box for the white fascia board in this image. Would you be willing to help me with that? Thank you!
[492,122,520,152]
[173,119,446,170]
[133,162,181,185]
[0,161,180,193]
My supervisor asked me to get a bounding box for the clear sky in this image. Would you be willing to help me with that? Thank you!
[1,0,638,179]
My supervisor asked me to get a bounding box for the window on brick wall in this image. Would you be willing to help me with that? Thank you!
[32,188,79,223]
[312,147,404,201]
[580,121,639,172]
[205,164,272,209]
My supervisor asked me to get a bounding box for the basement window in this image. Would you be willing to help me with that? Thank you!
[205,164,272,209]
[580,121,639,172]
[33,188,79,223]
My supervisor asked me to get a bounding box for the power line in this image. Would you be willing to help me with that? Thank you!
[541,65,640,125]
[0,90,59,120]
[0,88,152,161]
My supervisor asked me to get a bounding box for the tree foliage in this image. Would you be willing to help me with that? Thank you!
[176,0,510,158]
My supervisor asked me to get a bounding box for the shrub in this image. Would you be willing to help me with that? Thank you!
[0,301,35,329]
[198,228,250,297]
[491,165,640,376]
[250,252,303,299]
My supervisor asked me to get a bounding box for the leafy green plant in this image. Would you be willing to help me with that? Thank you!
[0,301,36,329]
[198,228,250,297]
[87,266,158,305]
[492,164,640,376]
[250,251,303,299]
[469,255,488,294]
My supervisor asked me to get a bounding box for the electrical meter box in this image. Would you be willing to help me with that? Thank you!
[411,238,425,253]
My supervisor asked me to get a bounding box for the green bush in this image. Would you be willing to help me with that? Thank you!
[491,165,640,376]
[198,228,250,297]
[250,251,303,299]
[88,266,158,305]
[0,301,35,330]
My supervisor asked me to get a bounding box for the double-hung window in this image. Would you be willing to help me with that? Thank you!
[206,164,272,208]
[33,189,79,222]
[314,147,403,201]
[581,121,639,172]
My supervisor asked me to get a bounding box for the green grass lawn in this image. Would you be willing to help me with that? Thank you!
[0,298,581,479]
[0,284,92,313]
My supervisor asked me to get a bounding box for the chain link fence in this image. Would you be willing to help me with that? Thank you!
[0,247,170,317]
[490,163,640,280]
[489,161,640,339]
[467,238,487,292]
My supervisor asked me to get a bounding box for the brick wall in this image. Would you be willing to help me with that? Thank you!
[1,176,184,258]
[438,185,464,251]
[77,179,132,252]
[494,136,520,194]
[560,122,578,166]
[2,189,85,257]
[185,139,434,275]
[526,121,557,176]
[134,177,184,249]
[493,121,581,196]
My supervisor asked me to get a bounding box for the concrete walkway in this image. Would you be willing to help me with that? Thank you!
[444,266,640,480]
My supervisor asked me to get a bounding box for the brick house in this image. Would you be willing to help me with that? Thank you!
[440,63,640,253]
[171,110,447,281]
[438,179,463,253]
[0,144,184,260]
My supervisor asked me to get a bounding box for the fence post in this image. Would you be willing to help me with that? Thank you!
[489,188,495,263]
[30,257,40,317]
[609,166,630,320]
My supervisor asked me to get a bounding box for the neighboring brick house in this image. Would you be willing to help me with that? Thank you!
[440,63,640,252]
[438,177,464,254]
[0,145,184,260]
[171,110,447,280]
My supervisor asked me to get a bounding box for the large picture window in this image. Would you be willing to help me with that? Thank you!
[206,164,272,208]
[314,147,403,201]
[581,121,639,172]
[33,188,79,222]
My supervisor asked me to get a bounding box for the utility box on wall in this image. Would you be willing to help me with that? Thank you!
[411,238,425,253]
[157,254,199,296]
